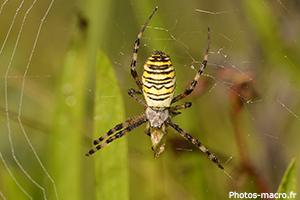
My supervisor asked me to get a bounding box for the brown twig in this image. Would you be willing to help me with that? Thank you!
[228,71,274,200]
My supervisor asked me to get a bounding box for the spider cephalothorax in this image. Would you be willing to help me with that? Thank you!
[86,7,224,170]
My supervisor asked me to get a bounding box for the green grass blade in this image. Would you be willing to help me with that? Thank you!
[51,43,89,200]
[276,157,297,200]
[93,48,129,200]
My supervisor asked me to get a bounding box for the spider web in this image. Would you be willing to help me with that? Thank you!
[0,0,60,199]
[0,0,299,199]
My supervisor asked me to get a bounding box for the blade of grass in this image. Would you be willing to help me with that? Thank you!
[50,42,89,200]
[93,48,129,200]
[276,157,297,200]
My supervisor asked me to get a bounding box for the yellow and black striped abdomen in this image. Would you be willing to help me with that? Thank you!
[142,51,176,109]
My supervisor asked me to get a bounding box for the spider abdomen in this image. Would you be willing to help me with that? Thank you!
[142,51,176,109]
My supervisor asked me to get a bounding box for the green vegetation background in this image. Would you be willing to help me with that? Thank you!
[0,0,299,199]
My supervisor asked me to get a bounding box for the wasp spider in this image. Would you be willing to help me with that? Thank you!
[86,7,223,169]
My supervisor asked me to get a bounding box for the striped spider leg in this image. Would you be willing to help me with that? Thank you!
[165,119,224,169]
[131,7,158,92]
[86,113,148,156]
[171,27,210,104]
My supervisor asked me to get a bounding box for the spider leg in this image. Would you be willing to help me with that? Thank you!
[86,117,148,156]
[128,88,147,107]
[170,102,192,112]
[169,102,192,117]
[92,113,146,146]
[131,7,158,91]
[165,119,224,169]
[171,28,210,104]
[145,122,150,136]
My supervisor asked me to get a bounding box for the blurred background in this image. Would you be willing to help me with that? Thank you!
[0,0,299,199]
